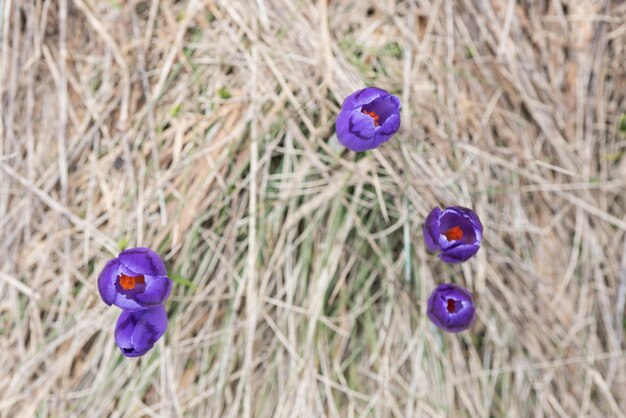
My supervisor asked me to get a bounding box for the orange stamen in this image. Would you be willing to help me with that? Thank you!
[362,110,380,127]
[444,226,463,241]
[447,299,456,313]
[118,274,146,290]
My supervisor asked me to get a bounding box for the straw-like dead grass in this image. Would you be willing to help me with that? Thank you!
[1,0,626,417]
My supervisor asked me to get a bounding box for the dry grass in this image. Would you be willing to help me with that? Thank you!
[1,0,626,416]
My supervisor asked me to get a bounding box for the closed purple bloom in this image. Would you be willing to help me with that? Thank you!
[427,283,476,333]
[422,206,483,263]
[115,306,167,357]
[98,247,172,311]
[335,87,401,152]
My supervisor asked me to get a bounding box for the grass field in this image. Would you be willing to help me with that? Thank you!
[1,0,626,417]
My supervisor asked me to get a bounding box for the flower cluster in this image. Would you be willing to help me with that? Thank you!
[98,247,171,357]
[422,206,482,333]
[93,89,483,357]
[335,88,481,334]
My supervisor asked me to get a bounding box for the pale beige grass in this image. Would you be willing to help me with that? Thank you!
[1,0,626,417]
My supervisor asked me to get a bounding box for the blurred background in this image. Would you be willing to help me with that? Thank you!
[1,0,625,417]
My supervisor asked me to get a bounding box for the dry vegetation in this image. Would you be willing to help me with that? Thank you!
[1,0,626,417]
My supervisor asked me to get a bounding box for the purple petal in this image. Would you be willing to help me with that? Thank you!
[463,210,483,243]
[115,306,167,357]
[427,303,476,332]
[336,110,378,152]
[426,293,450,330]
[132,275,172,307]
[444,303,476,332]
[118,247,167,277]
[422,208,442,252]
[438,234,459,250]
[348,111,377,139]
[438,243,480,264]
[450,206,482,229]
[114,310,136,350]
[363,95,400,122]
[373,112,401,147]
[97,259,120,306]
[342,87,388,110]
[335,108,352,142]
[131,306,167,357]
[113,292,145,312]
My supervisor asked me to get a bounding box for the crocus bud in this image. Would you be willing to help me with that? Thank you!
[423,206,483,263]
[98,247,172,311]
[427,283,476,333]
[114,306,168,357]
[335,87,401,152]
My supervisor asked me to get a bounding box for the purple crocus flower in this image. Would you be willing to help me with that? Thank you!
[335,87,401,152]
[427,283,476,333]
[423,206,483,263]
[98,247,172,311]
[114,305,167,357]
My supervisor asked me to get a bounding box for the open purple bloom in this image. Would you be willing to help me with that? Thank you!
[114,305,167,357]
[423,206,483,263]
[335,87,401,152]
[98,247,172,311]
[427,283,476,333]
